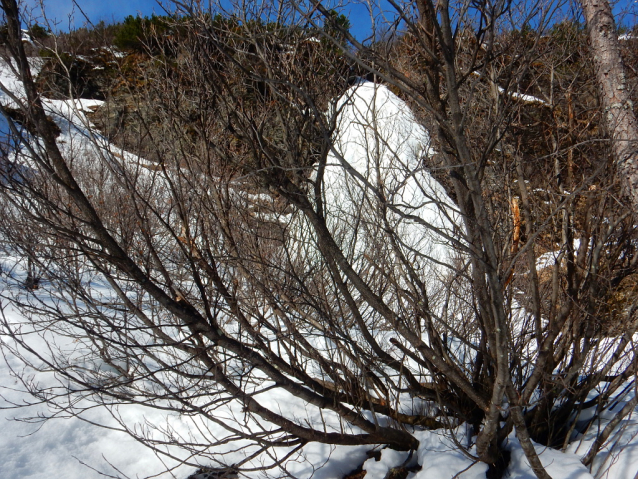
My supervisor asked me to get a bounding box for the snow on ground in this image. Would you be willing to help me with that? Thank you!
[497,86,548,105]
[322,80,461,269]
[507,436,593,479]
[566,389,638,479]
[0,58,158,175]
[300,80,467,321]
[2,57,638,479]
[0,254,189,478]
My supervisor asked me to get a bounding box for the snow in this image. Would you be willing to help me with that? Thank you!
[20,30,34,45]
[497,86,548,105]
[534,239,583,270]
[412,428,488,479]
[2,57,638,479]
[306,81,465,309]
[471,71,548,105]
[0,261,189,478]
[566,391,638,479]
[507,435,593,479]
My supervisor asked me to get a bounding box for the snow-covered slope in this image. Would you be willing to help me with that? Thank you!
[288,81,466,324]
[322,81,462,271]
[2,59,638,479]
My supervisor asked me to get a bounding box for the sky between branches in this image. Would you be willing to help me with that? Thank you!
[20,0,638,42]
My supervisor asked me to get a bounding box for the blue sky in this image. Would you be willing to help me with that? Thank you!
[26,0,162,30]
[27,0,378,38]
[26,0,638,37]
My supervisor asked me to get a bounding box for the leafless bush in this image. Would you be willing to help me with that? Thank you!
[1,0,637,477]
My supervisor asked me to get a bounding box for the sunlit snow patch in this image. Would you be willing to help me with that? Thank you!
[311,81,464,296]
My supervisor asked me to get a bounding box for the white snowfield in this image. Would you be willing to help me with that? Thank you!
[1,59,638,479]
[291,81,467,326]
[322,81,463,273]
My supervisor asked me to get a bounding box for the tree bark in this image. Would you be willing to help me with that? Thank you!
[581,0,638,209]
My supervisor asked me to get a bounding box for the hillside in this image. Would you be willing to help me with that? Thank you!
[1,5,638,479]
